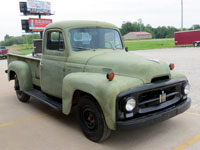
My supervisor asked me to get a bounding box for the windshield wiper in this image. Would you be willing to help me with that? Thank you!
[72,47,93,51]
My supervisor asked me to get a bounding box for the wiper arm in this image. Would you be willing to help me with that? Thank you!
[72,47,93,50]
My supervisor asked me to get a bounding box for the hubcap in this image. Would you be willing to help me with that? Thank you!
[83,108,96,130]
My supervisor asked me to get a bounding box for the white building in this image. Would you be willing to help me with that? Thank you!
[123,32,152,40]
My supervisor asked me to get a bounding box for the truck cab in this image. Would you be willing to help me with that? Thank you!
[6,21,191,142]
[40,21,124,98]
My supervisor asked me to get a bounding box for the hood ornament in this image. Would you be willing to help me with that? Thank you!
[150,59,160,64]
[159,91,167,103]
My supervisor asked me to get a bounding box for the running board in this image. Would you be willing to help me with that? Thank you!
[24,89,62,111]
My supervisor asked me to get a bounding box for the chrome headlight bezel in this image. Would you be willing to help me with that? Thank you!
[122,97,137,112]
[183,82,190,95]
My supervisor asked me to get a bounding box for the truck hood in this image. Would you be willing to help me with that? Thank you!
[83,50,171,83]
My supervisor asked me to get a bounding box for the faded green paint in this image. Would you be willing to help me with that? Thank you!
[7,21,188,130]
[7,54,40,87]
[8,61,33,91]
[170,71,187,79]
[45,20,119,31]
[62,73,143,130]
[68,50,171,84]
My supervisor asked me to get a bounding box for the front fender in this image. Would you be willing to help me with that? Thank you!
[62,72,143,130]
[170,71,187,79]
[8,61,32,91]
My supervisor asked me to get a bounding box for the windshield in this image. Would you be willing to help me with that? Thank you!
[69,28,123,51]
[0,47,6,50]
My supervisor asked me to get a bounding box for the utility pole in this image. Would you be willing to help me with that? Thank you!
[39,14,43,39]
[181,0,183,31]
[138,18,142,32]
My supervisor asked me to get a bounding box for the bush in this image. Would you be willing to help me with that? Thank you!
[0,34,40,46]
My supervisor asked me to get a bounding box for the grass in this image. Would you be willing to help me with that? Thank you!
[6,39,179,55]
[124,39,176,51]
[7,44,33,55]
[17,49,33,55]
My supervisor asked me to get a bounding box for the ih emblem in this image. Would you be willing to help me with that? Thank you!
[159,91,167,103]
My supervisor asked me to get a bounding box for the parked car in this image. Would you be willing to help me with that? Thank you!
[0,46,8,58]
[6,21,191,142]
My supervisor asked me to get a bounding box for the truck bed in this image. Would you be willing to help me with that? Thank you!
[7,53,41,87]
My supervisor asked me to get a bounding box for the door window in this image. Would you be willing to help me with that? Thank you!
[47,31,65,51]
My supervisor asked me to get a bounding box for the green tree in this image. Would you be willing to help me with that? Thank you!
[0,33,40,46]
[120,21,182,39]
[4,34,11,41]
[190,24,200,30]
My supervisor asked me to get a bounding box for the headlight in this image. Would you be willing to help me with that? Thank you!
[125,98,136,112]
[183,83,190,95]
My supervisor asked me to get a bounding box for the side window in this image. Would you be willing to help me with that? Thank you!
[104,31,122,49]
[105,32,114,48]
[47,31,65,51]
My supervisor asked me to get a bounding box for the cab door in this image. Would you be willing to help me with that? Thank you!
[40,30,67,98]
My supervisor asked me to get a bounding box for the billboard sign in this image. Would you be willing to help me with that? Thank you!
[27,0,51,14]
[29,18,52,32]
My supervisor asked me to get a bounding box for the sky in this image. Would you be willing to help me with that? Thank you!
[0,0,200,41]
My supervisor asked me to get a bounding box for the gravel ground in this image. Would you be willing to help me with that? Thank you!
[0,59,7,70]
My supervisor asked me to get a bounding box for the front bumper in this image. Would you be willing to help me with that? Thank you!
[117,97,191,130]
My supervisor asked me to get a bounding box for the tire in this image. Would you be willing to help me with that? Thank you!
[77,96,111,142]
[15,76,30,103]
[194,42,199,47]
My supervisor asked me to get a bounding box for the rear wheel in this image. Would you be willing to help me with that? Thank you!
[15,76,30,102]
[194,42,199,47]
[77,96,111,142]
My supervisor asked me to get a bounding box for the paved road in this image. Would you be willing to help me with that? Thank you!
[133,47,200,114]
[0,48,200,150]
[0,59,7,70]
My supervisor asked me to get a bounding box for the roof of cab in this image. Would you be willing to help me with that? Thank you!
[45,20,119,30]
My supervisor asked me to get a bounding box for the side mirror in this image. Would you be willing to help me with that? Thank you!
[125,47,128,52]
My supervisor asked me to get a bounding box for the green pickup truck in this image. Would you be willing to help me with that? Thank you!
[6,21,191,142]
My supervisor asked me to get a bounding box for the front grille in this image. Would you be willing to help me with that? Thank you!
[116,78,187,121]
[137,84,181,114]
[139,86,177,108]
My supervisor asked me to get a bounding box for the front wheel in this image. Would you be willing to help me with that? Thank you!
[15,76,30,103]
[78,96,111,142]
